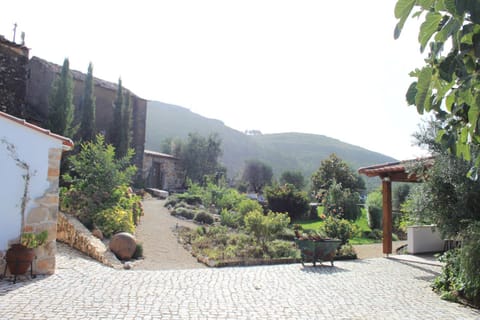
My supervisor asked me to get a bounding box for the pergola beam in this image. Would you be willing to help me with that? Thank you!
[358,157,433,256]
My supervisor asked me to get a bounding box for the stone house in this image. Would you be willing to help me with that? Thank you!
[0,35,147,180]
[0,111,73,274]
[143,150,184,191]
[26,57,147,180]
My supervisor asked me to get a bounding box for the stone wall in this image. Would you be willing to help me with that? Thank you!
[57,212,121,268]
[0,35,29,118]
[12,147,64,275]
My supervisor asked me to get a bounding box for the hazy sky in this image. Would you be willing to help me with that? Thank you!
[1,1,430,160]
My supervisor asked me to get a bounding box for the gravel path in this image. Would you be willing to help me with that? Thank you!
[134,199,205,270]
[353,241,407,259]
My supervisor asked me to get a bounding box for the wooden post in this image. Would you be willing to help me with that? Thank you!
[382,177,392,255]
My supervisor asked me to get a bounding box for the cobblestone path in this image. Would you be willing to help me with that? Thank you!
[1,242,479,319]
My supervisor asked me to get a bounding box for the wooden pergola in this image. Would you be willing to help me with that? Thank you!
[358,158,433,255]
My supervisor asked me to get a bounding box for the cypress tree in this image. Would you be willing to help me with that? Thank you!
[118,90,132,158]
[79,62,96,141]
[110,78,123,153]
[48,58,76,137]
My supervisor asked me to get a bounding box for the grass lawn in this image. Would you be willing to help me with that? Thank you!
[294,207,381,245]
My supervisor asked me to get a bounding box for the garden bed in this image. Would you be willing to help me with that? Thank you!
[175,225,356,268]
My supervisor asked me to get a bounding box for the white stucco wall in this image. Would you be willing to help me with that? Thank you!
[0,118,63,251]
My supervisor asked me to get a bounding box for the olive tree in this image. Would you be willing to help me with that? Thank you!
[241,159,273,193]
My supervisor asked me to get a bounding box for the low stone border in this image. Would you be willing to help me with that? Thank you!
[57,212,122,269]
[196,255,300,268]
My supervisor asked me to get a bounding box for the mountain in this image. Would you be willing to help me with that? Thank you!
[145,101,396,190]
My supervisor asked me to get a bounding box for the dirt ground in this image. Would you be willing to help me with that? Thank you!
[134,199,406,270]
[134,199,205,270]
[353,241,407,259]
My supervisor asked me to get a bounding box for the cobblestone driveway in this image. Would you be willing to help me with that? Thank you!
[1,243,479,320]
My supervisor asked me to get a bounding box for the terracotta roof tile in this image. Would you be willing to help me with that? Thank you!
[0,111,74,150]
[358,157,434,181]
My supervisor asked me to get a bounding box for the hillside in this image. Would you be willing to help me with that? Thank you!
[146,101,396,189]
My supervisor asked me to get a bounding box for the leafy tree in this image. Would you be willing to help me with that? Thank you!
[264,184,310,220]
[394,0,480,177]
[406,121,480,237]
[242,159,273,193]
[311,153,365,194]
[177,132,224,184]
[393,183,410,212]
[279,170,305,190]
[323,180,362,221]
[408,153,480,237]
[405,122,480,306]
[48,58,76,137]
[79,62,96,141]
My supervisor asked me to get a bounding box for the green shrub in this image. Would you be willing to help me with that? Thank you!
[244,210,290,250]
[237,198,263,216]
[337,243,357,258]
[266,240,299,258]
[206,226,229,243]
[363,229,383,240]
[115,185,143,225]
[93,206,135,238]
[61,135,136,224]
[215,188,244,211]
[177,193,203,205]
[460,223,480,305]
[366,191,383,229]
[323,216,355,245]
[165,196,179,207]
[264,184,309,220]
[194,211,215,224]
[433,249,464,299]
[277,228,296,241]
[172,207,196,220]
[174,201,196,210]
[132,243,144,259]
[220,209,242,228]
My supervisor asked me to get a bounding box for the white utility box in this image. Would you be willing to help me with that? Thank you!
[407,225,444,254]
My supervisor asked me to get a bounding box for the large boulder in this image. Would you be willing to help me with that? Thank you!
[109,232,137,260]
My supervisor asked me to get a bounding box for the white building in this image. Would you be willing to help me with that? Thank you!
[0,111,73,274]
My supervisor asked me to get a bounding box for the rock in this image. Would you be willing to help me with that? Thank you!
[123,261,133,270]
[92,228,104,240]
[109,232,137,260]
[146,188,169,199]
